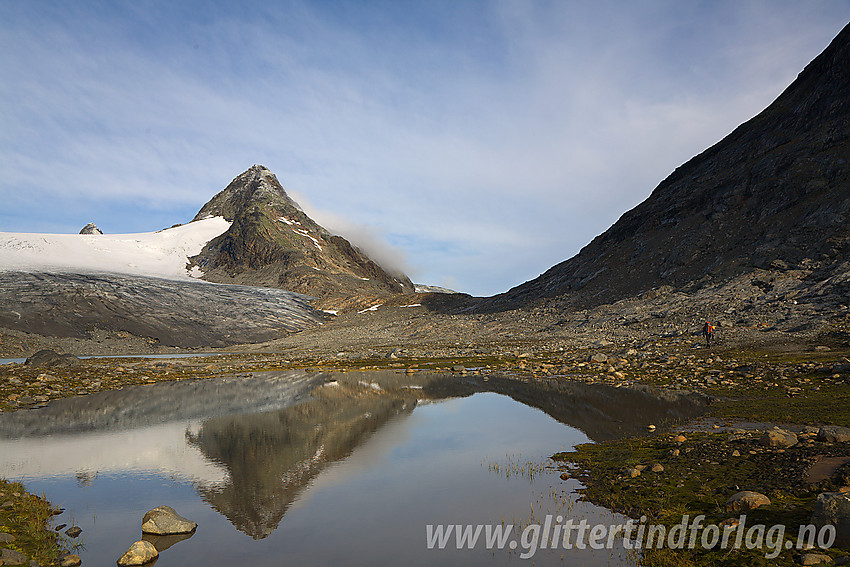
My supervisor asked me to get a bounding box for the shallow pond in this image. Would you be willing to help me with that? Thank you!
[0,371,705,565]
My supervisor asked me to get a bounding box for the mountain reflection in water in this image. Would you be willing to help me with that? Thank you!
[0,370,706,546]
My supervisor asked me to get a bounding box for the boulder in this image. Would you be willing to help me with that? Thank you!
[726,491,771,512]
[24,350,81,368]
[589,353,608,363]
[811,491,850,549]
[59,554,82,567]
[117,540,158,566]
[141,505,197,535]
[799,552,833,565]
[760,427,798,448]
[0,547,29,565]
[818,426,850,443]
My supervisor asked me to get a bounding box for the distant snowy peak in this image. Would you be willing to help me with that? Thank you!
[79,222,103,235]
[0,217,231,280]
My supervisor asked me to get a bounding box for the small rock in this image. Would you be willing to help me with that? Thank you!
[651,463,664,473]
[452,365,465,372]
[1,547,29,566]
[726,491,771,512]
[674,434,687,443]
[117,541,158,566]
[559,472,570,481]
[799,553,833,566]
[589,353,608,364]
[818,426,850,443]
[141,505,197,535]
[647,424,656,431]
[0,533,14,544]
[58,554,82,567]
[625,468,641,478]
[761,427,798,448]
[815,346,832,352]
[670,449,680,457]
[732,450,741,457]
[65,526,82,538]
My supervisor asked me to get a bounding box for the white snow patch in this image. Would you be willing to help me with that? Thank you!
[357,304,383,314]
[277,217,301,226]
[290,227,322,251]
[0,217,231,281]
[323,310,339,316]
[400,303,423,308]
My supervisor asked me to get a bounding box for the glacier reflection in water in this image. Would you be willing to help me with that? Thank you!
[0,370,705,566]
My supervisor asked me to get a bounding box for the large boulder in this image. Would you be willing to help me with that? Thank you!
[117,541,158,566]
[141,505,197,535]
[811,491,850,549]
[818,426,850,443]
[726,491,771,512]
[0,547,28,565]
[24,350,81,368]
[760,427,798,448]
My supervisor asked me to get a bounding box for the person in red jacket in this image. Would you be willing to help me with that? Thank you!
[702,321,716,346]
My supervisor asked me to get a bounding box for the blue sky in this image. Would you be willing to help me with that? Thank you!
[2,1,849,296]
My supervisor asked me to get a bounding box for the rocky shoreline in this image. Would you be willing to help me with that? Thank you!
[1,303,848,565]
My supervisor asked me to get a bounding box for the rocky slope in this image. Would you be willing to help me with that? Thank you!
[487,21,850,312]
[190,165,414,307]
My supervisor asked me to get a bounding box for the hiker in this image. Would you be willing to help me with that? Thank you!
[702,321,715,346]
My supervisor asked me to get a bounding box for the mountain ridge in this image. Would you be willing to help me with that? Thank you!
[484,21,850,312]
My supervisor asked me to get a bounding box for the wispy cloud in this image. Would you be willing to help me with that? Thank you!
[1,1,848,295]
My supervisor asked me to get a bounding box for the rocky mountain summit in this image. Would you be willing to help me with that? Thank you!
[78,223,102,235]
[489,22,850,312]
[190,165,413,307]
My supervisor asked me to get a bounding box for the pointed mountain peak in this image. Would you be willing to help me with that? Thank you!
[190,165,414,306]
[193,165,301,222]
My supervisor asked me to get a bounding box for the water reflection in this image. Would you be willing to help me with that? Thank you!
[0,370,705,565]
[189,379,416,538]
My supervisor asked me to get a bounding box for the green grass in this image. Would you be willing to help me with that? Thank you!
[0,479,69,565]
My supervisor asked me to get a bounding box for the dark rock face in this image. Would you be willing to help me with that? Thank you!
[79,222,103,235]
[190,165,413,304]
[489,23,850,310]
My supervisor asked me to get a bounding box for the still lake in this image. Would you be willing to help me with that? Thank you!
[0,370,705,565]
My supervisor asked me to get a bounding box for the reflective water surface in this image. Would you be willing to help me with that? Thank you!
[0,370,705,566]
